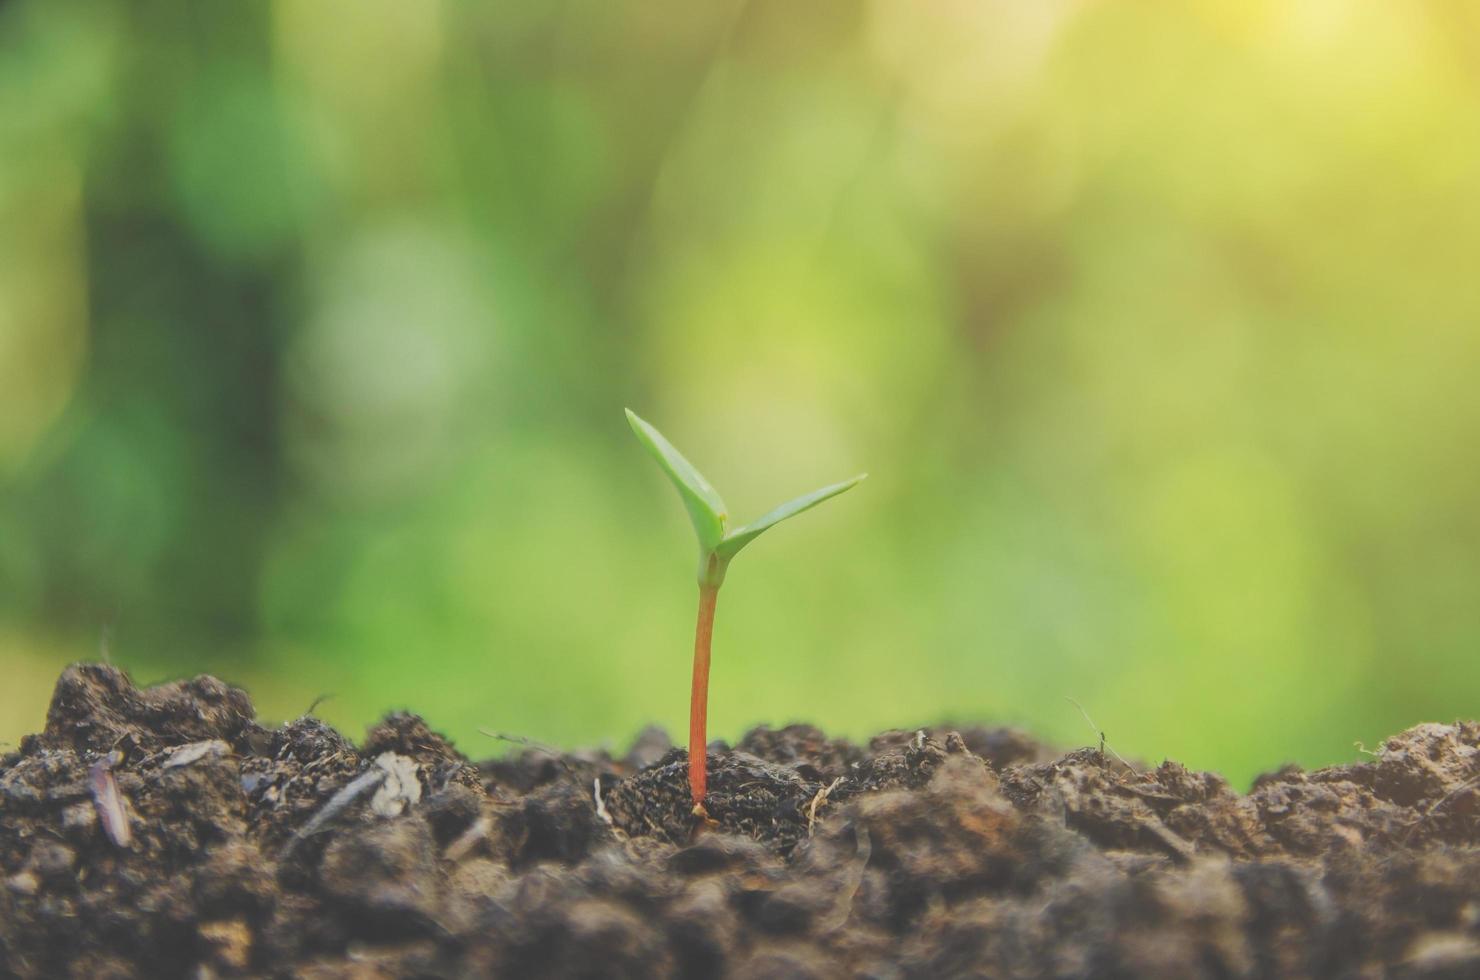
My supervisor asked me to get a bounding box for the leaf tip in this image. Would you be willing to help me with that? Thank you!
[625,407,659,445]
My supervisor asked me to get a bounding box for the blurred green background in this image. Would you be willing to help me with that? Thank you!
[3,0,1478,785]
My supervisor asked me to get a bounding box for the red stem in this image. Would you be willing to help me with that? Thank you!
[689,585,719,810]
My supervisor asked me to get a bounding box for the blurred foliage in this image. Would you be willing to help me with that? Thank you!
[3,0,1479,785]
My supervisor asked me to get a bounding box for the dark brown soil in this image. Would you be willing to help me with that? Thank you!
[2,665,1478,978]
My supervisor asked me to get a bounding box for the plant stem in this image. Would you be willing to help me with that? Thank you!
[689,584,719,812]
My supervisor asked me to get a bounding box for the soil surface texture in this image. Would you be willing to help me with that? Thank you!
[2,664,1478,978]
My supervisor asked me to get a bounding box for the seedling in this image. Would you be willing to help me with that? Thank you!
[626,408,865,815]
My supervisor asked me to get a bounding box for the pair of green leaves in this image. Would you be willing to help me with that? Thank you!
[626,409,865,588]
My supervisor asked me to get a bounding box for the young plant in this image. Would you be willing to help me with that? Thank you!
[626,408,865,815]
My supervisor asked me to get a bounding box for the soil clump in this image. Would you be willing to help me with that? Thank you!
[2,664,1477,978]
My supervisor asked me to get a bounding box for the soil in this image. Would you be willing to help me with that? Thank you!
[2,665,1478,978]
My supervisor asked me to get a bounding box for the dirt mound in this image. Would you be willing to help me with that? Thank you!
[1,664,1477,977]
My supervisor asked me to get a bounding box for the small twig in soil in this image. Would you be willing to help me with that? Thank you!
[299,752,346,776]
[163,740,231,770]
[822,821,872,934]
[807,777,845,837]
[480,730,557,753]
[479,730,579,779]
[1145,821,1197,864]
[1066,697,1139,778]
[304,693,335,716]
[444,815,493,863]
[1401,769,1480,844]
[593,777,614,827]
[89,752,132,849]
[281,766,386,859]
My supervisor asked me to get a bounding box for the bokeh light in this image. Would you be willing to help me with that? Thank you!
[3,0,1477,785]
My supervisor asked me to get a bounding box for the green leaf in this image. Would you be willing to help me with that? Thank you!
[626,409,727,551]
[715,474,866,560]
